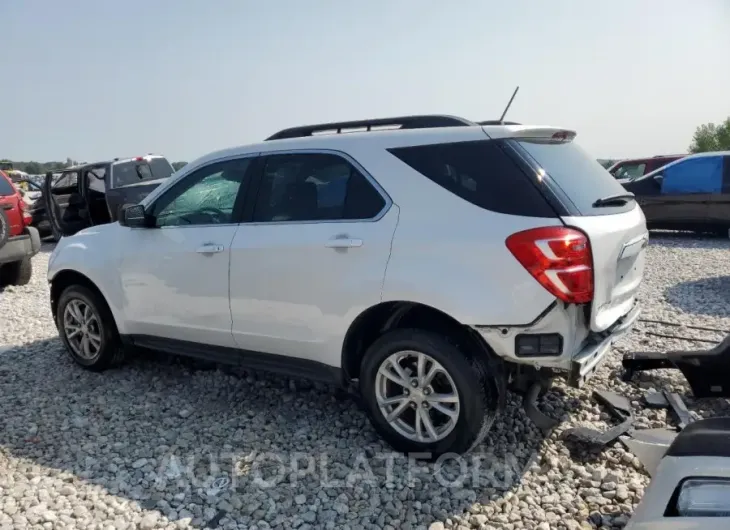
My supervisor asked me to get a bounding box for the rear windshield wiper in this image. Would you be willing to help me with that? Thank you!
[592,193,635,207]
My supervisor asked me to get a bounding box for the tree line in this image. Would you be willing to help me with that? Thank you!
[0,158,188,174]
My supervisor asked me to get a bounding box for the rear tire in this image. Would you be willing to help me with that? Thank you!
[359,329,503,458]
[1,258,32,286]
[56,284,125,371]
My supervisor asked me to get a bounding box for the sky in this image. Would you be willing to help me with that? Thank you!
[2,0,729,163]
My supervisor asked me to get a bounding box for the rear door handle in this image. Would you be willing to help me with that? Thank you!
[196,243,225,254]
[325,236,363,249]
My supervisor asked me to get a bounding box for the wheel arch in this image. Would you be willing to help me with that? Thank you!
[341,300,501,383]
[50,269,120,331]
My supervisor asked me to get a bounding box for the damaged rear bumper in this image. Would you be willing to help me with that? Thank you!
[568,301,641,388]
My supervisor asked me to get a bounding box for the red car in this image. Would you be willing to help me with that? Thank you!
[0,170,41,286]
[608,154,686,181]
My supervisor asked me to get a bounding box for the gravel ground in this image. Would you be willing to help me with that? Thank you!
[1,234,730,530]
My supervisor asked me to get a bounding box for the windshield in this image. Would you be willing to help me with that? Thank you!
[512,139,634,215]
[112,157,175,187]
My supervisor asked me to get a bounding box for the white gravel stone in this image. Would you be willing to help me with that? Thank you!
[1,235,729,529]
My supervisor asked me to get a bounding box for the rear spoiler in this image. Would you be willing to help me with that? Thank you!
[483,125,577,142]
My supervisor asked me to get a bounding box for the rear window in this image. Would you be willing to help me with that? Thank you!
[511,139,634,215]
[112,157,174,187]
[0,174,16,196]
[388,140,556,217]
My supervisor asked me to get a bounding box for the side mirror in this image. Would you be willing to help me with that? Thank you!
[119,204,149,228]
[653,174,664,183]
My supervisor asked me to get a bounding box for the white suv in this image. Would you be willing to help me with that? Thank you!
[48,115,647,456]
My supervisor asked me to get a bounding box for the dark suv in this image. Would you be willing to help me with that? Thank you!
[0,170,41,285]
[44,155,175,238]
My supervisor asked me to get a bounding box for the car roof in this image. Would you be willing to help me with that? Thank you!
[613,154,683,165]
[642,151,730,179]
[111,155,168,166]
[59,155,169,173]
[185,120,573,172]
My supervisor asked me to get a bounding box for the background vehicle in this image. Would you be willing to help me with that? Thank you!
[44,155,174,238]
[608,154,685,182]
[14,177,43,204]
[626,417,730,529]
[622,151,730,234]
[48,115,646,456]
[0,170,41,286]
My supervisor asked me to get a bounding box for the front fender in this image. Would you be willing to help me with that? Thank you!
[47,230,127,334]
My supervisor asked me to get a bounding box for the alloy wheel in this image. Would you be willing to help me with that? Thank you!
[63,299,103,360]
[374,350,461,443]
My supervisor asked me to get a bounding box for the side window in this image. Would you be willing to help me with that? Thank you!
[661,156,724,195]
[388,140,556,217]
[252,153,386,222]
[614,163,646,180]
[152,158,251,227]
[53,171,78,190]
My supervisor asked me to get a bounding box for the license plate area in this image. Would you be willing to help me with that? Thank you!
[619,234,648,260]
[612,234,648,298]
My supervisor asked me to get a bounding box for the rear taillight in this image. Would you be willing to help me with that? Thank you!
[18,199,32,225]
[506,226,593,304]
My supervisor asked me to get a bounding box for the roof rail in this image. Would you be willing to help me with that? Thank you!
[478,120,522,126]
[265,115,476,141]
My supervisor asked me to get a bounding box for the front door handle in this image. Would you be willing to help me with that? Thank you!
[196,243,225,254]
[325,236,363,249]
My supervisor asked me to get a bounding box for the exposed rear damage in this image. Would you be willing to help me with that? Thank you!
[474,128,648,396]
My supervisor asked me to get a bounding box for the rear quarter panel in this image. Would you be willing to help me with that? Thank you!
[343,141,561,326]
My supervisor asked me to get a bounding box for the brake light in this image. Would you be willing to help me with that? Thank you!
[18,199,32,225]
[506,226,593,304]
[551,130,576,142]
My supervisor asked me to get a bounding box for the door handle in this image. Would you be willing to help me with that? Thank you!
[325,236,363,249]
[195,243,225,254]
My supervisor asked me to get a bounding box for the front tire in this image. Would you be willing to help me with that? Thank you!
[56,284,124,371]
[359,329,502,458]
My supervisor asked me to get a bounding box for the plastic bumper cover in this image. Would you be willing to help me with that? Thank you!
[0,226,41,264]
[568,301,641,388]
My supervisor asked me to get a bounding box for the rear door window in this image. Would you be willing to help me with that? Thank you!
[388,140,556,217]
[253,153,387,222]
[510,139,634,216]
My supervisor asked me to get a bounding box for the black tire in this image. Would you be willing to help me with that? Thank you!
[0,209,9,249]
[2,258,32,286]
[359,329,503,458]
[56,284,125,371]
